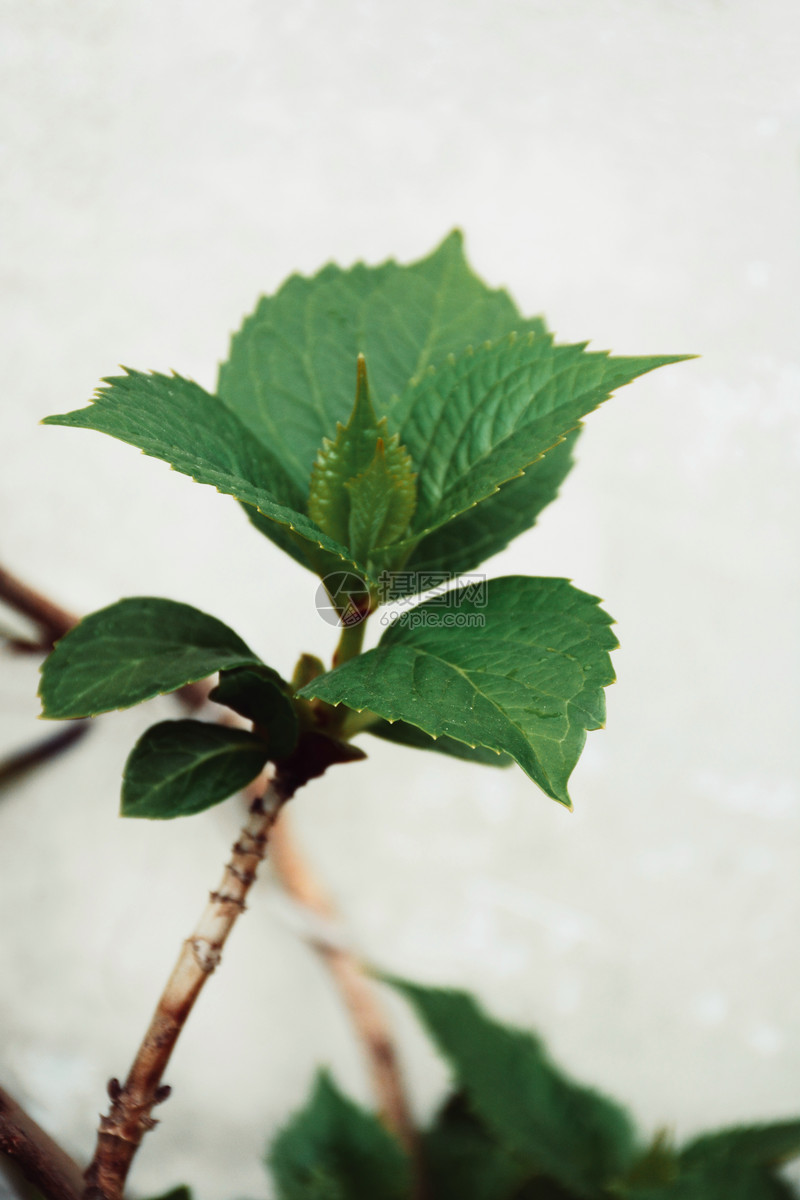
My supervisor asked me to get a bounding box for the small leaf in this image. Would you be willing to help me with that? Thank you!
[308,356,416,568]
[43,370,370,580]
[268,1070,411,1200]
[345,439,416,567]
[40,597,261,719]
[299,576,616,806]
[617,1125,800,1199]
[386,333,692,551]
[388,979,638,1198]
[620,1164,797,1199]
[680,1122,800,1172]
[121,720,271,819]
[620,1130,679,1189]
[210,666,298,757]
[291,653,327,690]
[308,354,383,542]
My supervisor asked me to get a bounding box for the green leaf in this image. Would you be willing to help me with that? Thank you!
[268,1071,411,1200]
[402,430,579,586]
[422,1092,531,1200]
[210,666,299,757]
[681,1122,800,1172]
[345,439,417,569]
[612,1124,800,1200]
[299,576,616,806]
[388,979,638,1198]
[39,597,261,719]
[217,231,548,495]
[620,1131,679,1190]
[308,356,416,569]
[308,354,385,542]
[386,333,691,552]
[620,1164,797,1200]
[43,370,370,580]
[121,720,271,818]
[366,718,513,768]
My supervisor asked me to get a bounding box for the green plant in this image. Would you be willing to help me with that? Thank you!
[271,979,800,1200]
[2,233,796,1200]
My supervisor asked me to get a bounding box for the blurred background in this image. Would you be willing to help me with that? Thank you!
[1,1,798,1196]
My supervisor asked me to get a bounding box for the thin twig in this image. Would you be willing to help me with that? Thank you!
[0,1084,84,1200]
[0,724,90,794]
[0,562,214,713]
[269,811,419,1163]
[82,771,300,1200]
[0,567,78,648]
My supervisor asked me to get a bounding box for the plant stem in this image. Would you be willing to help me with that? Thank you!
[83,772,297,1200]
[0,1084,84,1200]
[1,569,409,1189]
[269,812,418,1160]
[332,617,366,669]
[0,724,90,795]
[0,566,78,648]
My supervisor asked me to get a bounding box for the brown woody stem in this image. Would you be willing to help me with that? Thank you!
[0,566,78,648]
[83,773,296,1200]
[0,724,90,793]
[0,1084,84,1200]
[0,566,418,1190]
[0,562,213,714]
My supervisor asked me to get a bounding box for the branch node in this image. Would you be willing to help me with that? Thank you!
[83,773,298,1197]
[225,862,256,885]
[232,835,267,859]
[210,890,246,911]
[189,937,222,974]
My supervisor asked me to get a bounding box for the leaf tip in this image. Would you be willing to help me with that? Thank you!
[437,227,465,254]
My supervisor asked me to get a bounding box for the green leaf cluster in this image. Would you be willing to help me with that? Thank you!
[39,232,692,811]
[35,593,368,817]
[269,981,800,1200]
[38,596,304,818]
[269,1072,411,1200]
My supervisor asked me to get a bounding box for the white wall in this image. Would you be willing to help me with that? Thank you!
[1,2,798,1196]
